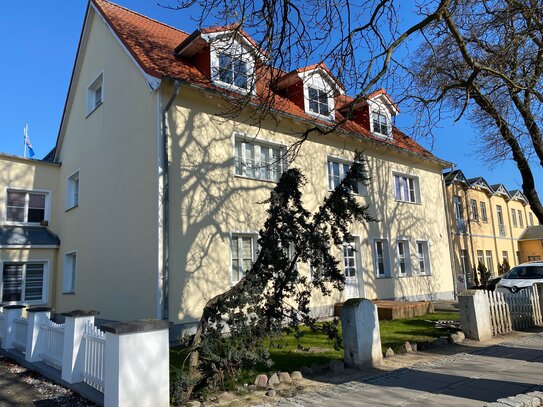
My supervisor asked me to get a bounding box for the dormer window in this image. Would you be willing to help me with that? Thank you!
[372,111,389,136]
[218,53,248,89]
[308,87,330,116]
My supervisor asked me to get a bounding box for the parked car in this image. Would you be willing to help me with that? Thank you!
[495,261,543,293]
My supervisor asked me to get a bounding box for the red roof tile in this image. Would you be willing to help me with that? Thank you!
[91,0,438,161]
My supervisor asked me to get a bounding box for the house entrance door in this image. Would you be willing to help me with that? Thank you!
[343,238,362,299]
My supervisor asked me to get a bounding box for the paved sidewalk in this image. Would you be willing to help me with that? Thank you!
[259,333,543,407]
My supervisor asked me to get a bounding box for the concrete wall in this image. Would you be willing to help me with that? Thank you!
[53,8,159,321]
[165,83,454,324]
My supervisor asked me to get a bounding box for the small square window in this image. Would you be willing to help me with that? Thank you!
[87,73,103,115]
[66,171,80,210]
[5,190,47,224]
[63,252,77,293]
[234,137,287,182]
[217,53,248,89]
[393,174,419,203]
[308,87,330,116]
[372,111,390,137]
[1,262,46,303]
[327,158,368,196]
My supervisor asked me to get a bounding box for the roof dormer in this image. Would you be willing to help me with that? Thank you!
[366,89,399,140]
[274,63,344,122]
[175,26,266,94]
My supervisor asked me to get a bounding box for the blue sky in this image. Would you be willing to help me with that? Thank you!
[0,0,540,194]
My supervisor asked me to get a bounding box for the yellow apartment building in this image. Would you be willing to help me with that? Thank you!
[1,0,456,330]
[444,170,540,290]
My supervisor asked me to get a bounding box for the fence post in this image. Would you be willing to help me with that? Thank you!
[25,306,53,362]
[1,305,25,350]
[61,310,99,384]
[342,298,383,368]
[102,319,172,407]
[536,284,543,317]
[458,290,493,341]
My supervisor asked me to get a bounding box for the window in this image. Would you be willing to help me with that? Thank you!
[480,201,488,223]
[460,249,471,284]
[497,205,506,236]
[485,250,494,275]
[87,72,103,115]
[393,174,419,203]
[66,171,80,209]
[310,245,330,281]
[373,239,390,277]
[234,138,286,181]
[528,256,542,261]
[372,111,389,137]
[6,190,47,223]
[1,262,46,303]
[218,53,248,89]
[502,251,508,262]
[63,252,77,293]
[516,251,521,264]
[529,212,534,226]
[308,87,330,116]
[343,238,357,278]
[231,234,257,283]
[416,241,431,275]
[396,240,411,277]
[477,250,484,267]
[470,199,479,221]
[327,159,367,196]
[511,208,517,228]
[518,210,524,227]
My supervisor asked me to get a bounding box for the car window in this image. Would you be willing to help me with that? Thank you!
[505,267,523,279]
[527,266,543,279]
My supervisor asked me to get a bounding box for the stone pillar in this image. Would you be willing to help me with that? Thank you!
[25,306,53,362]
[1,305,25,350]
[102,319,172,407]
[458,290,492,341]
[61,310,99,384]
[342,298,383,368]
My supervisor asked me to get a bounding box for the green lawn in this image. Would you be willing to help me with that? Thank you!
[170,311,460,375]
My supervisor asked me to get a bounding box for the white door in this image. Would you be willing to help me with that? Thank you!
[343,238,361,299]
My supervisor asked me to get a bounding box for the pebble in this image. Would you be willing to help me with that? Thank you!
[291,371,303,381]
[278,372,292,384]
[268,373,280,387]
[404,341,413,353]
[385,348,395,357]
[255,374,268,388]
[266,389,277,397]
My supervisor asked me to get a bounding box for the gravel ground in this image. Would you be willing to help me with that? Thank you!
[0,356,95,407]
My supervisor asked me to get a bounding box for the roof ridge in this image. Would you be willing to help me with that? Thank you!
[93,0,190,36]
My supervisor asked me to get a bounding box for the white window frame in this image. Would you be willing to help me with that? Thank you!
[4,188,51,225]
[480,201,488,223]
[511,208,517,228]
[230,232,258,285]
[373,238,391,278]
[301,72,336,122]
[416,240,431,276]
[0,260,49,305]
[396,239,411,277]
[326,156,368,196]
[485,250,494,275]
[342,238,358,278]
[209,36,255,94]
[63,251,77,294]
[86,71,104,116]
[393,172,420,204]
[66,170,80,210]
[470,199,479,221]
[529,212,534,226]
[233,133,287,182]
[518,209,524,228]
[371,110,391,138]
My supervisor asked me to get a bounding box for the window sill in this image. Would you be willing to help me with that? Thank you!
[65,204,79,213]
[306,110,335,122]
[376,275,393,279]
[418,273,432,277]
[328,188,368,198]
[85,101,103,118]
[394,199,422,206]
[3,221,46,227]
[62,291,76,295]
[234,174,279,184]
[212,79,252,95]
[372,132,393,140]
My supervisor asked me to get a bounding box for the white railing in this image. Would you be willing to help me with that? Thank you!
[13,318,28,352]
[82,322,106,392]
[487,286,542,335]
[0,314,4,340]
[40,321,65,370]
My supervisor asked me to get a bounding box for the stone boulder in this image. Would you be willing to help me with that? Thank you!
[254,374,268,389]
[450,331,465,344]
[278,372,292,384]
[291,371,303,381]
[385,347,395,357]
[268,373,280,387]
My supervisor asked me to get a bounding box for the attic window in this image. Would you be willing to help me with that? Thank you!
[87,72,103,116]
[308,87,330,116]
[372,111,389,137]
[218,53,248,89]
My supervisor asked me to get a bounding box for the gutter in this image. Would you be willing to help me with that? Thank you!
[160,79,181,321]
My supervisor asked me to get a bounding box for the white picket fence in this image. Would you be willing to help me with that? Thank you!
[40,321,65,370]
[13,318,28,352]
[487,286,543,336]
[82,322,106,392]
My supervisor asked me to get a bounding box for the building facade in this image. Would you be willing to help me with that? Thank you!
[0,0,455,326]
[444,170,540,290]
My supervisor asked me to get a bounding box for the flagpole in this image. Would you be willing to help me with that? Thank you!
[23,124,28,158]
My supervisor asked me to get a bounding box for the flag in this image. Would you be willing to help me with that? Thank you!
[24,125,34,158]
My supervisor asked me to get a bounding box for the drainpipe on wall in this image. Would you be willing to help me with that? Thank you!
[161,79,181,321]
[441,167,458,298]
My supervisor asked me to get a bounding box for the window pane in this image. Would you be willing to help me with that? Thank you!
[24,264,44,301]
[394,176,401,200]
[242,237,253,260]
[2,264,23,302]
[7,191,25,206]
[6,207,24,222]
[245,144,255,178]
[232,237,239,259]
[234,141,243,175]
[260,148,271,180]
[27,208,45,223]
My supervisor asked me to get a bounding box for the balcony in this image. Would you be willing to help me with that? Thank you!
[499,223,506,237]
[456,218,467,234]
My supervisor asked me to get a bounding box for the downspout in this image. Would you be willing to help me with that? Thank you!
[441,168,458,298]
[161,79,181,321]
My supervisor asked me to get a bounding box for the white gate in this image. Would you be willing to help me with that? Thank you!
[13,318,28,352]
[40,321,65,370]
[82,322,106,392]
[487,286,543,335]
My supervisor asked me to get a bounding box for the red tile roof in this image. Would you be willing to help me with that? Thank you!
[91,0,440,162]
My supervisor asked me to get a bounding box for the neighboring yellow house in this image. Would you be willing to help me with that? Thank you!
[0,0,456,329]
[444,170,540,290]
[518,226,543,262]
